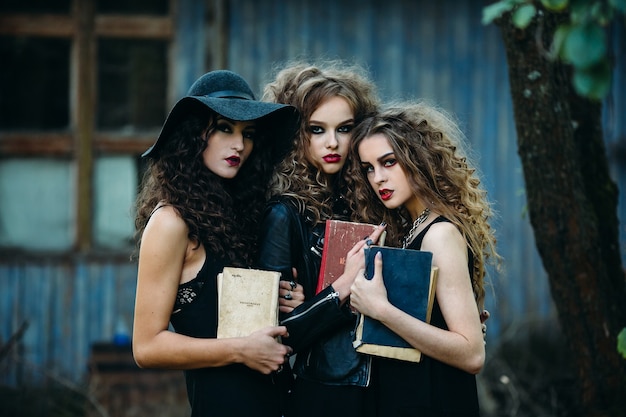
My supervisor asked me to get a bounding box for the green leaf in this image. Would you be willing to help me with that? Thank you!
[562,23,607,68]
[591,1,613,25]
[541,0,569,12]
[572,60,612,100]
[618,328,626,359]
[482,1,515,25]
[513,4,537,28]
[570,0,591,24]
[609,0,626,14]
[549,24,571,60]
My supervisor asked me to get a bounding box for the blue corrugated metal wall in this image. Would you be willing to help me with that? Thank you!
[1,0,624,387]
[226,0,557,339]
[0,260,137,384]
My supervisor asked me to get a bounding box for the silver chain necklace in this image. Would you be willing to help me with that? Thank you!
[402,208,431,249]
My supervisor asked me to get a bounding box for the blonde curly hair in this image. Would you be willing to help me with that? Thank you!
[346,101,500,309]
[262,60,379,225]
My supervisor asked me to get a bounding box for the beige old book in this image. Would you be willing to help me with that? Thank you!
[216,267,281,339]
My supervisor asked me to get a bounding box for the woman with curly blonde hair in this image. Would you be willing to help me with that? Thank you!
[347,101,500,417]
[263,61,379,224]
[257,61,385,417]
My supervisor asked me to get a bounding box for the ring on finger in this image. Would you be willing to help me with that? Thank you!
[284,291,292,300]
[289,280,296,290]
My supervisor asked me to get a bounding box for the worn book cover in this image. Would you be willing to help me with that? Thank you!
[316,220,382,294]
[353,246,438,362]
[216,267,281,339]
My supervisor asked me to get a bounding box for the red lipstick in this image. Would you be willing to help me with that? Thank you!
[379,188,393,201]
[323,154,342,163]
[226,155,241,167]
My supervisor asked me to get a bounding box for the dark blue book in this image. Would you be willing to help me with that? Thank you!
[353,246,438,362]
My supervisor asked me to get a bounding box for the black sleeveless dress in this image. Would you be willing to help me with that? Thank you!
[169,252,283,417]
[364,217,480,417]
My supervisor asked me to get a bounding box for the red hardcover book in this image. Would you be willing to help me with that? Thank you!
[315,220,380,294]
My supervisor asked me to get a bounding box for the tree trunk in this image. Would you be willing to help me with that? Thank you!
[497,10,626,417]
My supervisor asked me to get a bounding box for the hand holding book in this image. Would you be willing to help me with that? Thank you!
[349,251,390,320]
[316,220,387,295]
[237,326,292,374]
[351,246,437,362]
[278,275,305,314]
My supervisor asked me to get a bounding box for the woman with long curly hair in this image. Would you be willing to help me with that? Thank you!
[256,61,386,417]
[132,70,299,417]
[347,101,500,417]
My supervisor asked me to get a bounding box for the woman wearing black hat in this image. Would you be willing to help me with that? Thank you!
[132,70,299,417]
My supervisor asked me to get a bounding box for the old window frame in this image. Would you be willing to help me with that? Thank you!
[0,0,175,254]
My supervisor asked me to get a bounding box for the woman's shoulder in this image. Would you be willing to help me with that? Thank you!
[140,205,191,265]
[423,215,459,234]
[421,216,464,251]
[145,204,188,237]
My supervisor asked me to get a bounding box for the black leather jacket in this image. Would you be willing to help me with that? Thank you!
[257,196,371,386]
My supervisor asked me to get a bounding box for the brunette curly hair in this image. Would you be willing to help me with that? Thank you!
[346,101,500,309]
[134,111,273,266]
[262,61,379,224]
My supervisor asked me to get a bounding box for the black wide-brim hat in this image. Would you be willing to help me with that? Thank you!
[142,70,299,158]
